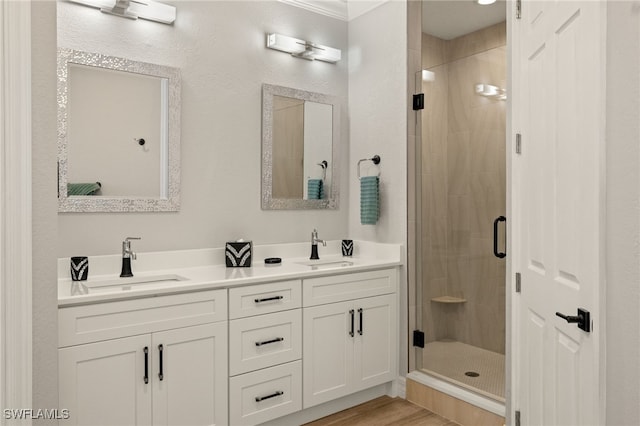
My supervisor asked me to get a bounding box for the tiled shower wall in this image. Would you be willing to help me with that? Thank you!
[421,22,506,354]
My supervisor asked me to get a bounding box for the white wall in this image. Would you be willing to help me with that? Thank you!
[348,1,407,245]
[347,0,407,376]
[605,2,640,424]
[32,0,59,417]
[57,0,349,257]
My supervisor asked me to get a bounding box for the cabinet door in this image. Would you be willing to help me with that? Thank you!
[302,300,354,408]
[59,335,152,426]
[151,322,228,426]
[353,294,397,391]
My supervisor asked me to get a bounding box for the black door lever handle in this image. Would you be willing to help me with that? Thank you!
[556,308,591,332]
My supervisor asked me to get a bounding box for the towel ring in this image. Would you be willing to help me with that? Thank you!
[357,155,381,179]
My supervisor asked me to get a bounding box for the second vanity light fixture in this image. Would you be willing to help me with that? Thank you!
[67,0,176,24]
[266,33,342,64]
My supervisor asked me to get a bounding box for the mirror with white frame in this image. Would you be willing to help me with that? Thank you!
[57,48,181,212]
[261,83,340,210]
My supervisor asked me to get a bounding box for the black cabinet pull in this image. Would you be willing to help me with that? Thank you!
[254,295,284,304]
[143,347,149,384]
[255,391,284,402]
[349,309,355,337]
[255,337,285,347]
[493,216,507,258]
[358,308,363,335]
[158,344,164,381]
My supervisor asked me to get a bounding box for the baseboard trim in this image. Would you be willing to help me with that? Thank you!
[406,375,505,426]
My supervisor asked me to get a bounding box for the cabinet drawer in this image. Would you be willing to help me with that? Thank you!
[229,280,301,319]
[229,309,301,376]
[58,289,227,347]
[302,269,397,307]
[229,361,302,426]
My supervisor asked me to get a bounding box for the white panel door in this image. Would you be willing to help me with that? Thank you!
[302,300,354,408]
[353,294,397,391]
[152,323,228,426]
[59,335,152,426]
[514,1,604,424]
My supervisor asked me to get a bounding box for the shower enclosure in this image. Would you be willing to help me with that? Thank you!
[415,7,507,403]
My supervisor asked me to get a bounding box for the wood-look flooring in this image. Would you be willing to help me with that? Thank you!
[303,396,459,426]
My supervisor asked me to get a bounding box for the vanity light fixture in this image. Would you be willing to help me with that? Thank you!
[67,0,176,24]
[266,33,341,64]
[477,0,497,5]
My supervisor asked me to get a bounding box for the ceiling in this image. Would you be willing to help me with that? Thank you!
[277,0,507,40]
[422,0,507,40]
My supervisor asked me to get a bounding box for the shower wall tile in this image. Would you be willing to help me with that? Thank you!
[448,195,470,232]
[469,238,502,281]
[446,132,470,196]
[471,303,506,353]
[446,255,471,294]
[448,22,507,63]
[422,33,447,69]
[420,21,506,357]
[407,0,422,52]
[425,227,447,278]
[422,64,448,159]
[470,171,502,239]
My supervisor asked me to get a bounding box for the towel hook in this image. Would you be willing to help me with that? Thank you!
[357,155,381,179]
[315,160,328,181]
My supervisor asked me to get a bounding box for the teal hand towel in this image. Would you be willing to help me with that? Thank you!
[360,176,379,225]
[307,179,324,200]
[68,182,101,196]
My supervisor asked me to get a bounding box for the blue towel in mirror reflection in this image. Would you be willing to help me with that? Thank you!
[307,179,324,200]
[360,176,379,225]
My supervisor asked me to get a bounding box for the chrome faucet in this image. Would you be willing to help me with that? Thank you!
[310,229,326,260]
[120,237,141,277]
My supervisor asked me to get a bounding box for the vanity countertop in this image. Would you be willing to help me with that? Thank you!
[58,241,402,307]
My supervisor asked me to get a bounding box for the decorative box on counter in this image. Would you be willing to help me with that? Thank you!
[225,240,252,267]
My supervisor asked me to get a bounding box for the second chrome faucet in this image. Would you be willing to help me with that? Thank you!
[120,237,141,277]
[310,229,326,260]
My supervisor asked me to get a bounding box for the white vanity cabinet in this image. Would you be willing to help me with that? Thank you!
[58,289,228,426]
[228,280,303,426]
[302,269,397,409]
[57,258,400,426]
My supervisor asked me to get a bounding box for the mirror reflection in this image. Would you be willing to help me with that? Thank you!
[262,84,340,210]
[272,95,333,200]
[57,48,181,212]
[67,64,165,197]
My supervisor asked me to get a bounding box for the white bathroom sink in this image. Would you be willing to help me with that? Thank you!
[296,259,354,269]
[83,273,188,289]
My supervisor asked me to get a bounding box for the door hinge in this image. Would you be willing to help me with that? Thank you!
[515,410,521,426]
[515,272,521,293]
[413,93,425,111]
[413,330,425,348]
[516,0,522,19]
[516,133,522,154]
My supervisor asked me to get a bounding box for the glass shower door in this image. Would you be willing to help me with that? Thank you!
[416,18,507,402]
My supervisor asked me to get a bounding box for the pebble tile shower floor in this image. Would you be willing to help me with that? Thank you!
[421,340,505,401]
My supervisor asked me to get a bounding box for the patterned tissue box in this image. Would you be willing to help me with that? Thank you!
[225,241,252,267]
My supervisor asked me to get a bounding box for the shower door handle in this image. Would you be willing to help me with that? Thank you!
[493,216,507,258]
